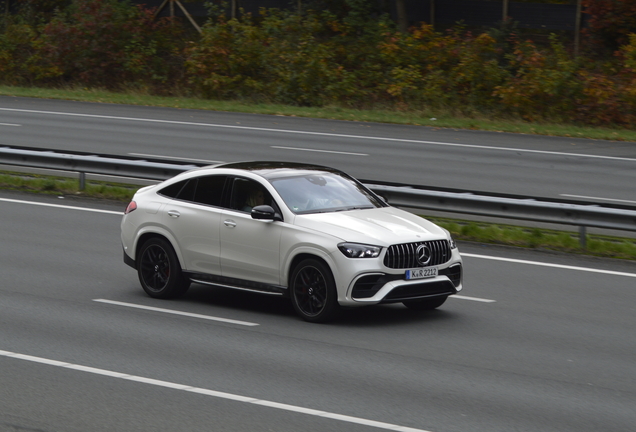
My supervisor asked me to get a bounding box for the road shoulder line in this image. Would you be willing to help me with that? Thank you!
[463,253,636,278]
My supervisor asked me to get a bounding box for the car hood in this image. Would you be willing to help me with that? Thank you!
[292,207,447,245]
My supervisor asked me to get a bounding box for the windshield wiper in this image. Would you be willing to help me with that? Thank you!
[335,206,374,212]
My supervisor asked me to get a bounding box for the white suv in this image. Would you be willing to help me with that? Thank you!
[121,162,463,322]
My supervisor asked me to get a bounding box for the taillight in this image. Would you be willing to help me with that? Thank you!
[124,201,137,214]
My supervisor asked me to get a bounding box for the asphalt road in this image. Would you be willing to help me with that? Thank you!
[1,96,636,205]
[1,97,636,432]
[1,191,635,432]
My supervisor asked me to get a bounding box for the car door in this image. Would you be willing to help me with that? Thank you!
[219,177,283,285]
[160,175,226,275]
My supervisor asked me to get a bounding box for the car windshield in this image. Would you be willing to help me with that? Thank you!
[269,172,383,214]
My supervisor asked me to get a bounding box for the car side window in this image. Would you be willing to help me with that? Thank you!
[158,179,192,199]
[229,178,275,213]
[192,175,226,206]
[158,176,226,206]
[177,179,196,201]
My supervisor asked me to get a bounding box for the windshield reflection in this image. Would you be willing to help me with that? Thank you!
[270,173,382,214]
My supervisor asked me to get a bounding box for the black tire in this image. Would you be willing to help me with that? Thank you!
[403,296,448,311]
[290,259,339,323]
[137,237,190,299]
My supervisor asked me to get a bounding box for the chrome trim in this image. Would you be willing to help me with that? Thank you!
[384,240,451,269]
[190,279,284,296]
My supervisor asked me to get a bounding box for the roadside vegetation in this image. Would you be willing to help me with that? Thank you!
[1,171,635,261]
[0,171,138,202]
[1,0,636,136]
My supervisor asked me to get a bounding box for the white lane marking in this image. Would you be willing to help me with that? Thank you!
[463,253,636,278]
[0,349,433,432]
[128,153,224,164]
[94,299,259,327]
[0,122,21,126]
[560,194,636,205]
[1,107,634,162]
[0,197,122,215]
[271,146,369,156]
[451,295,496,303]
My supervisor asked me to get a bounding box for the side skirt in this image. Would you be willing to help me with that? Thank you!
[185,272,288,297]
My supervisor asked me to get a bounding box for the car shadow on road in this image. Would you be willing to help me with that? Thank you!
[180,284,458,326]
[334,304,457,327]
[183,284,298,318]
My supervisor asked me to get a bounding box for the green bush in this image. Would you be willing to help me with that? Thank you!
[494,35,583,122]
[0,21,56,85]
[0,0,187,90]
[37,0,185,89]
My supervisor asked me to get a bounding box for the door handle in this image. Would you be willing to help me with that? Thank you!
[223,219,237,228]
[168,210,180,218]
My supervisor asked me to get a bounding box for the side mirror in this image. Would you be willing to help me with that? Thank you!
[251,205,282,221]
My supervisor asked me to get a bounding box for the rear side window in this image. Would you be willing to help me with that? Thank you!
[158,176,226,206]
[158,180,190,199]
[192,176,226,206]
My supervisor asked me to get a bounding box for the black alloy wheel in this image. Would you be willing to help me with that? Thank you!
[402,296,448,311]
[290,259,338,323]
[138,237,190,299]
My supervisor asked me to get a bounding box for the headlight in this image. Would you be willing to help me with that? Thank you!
[449,237,457,249]
[442,228,457,249]
[338,243,382,258]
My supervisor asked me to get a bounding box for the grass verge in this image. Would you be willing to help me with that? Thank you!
[2,171,635,261]
[430,217,636,261]
[2,85,636,141]
[0,171,138,202]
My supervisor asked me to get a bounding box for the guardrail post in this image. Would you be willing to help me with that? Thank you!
[79,172,86,190]
[579,226,587,249]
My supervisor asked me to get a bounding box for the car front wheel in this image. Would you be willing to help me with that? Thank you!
[290,259,338,323]
[402,296,448,311]
[137,237,190,299]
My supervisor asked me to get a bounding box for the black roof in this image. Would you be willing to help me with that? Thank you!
[215,161,345,179]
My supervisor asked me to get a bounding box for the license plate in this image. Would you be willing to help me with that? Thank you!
[405,267,438,280]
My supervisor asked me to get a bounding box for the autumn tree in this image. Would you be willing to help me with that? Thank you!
[583,0,636,53]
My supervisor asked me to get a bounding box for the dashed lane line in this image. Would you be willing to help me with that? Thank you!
[0,349,433,432]
[94,299,259,327]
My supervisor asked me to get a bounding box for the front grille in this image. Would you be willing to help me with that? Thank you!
[383,240,451,269]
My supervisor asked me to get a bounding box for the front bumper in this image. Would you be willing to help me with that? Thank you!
[332,248,463,306]
[349,263,461,303]
[123,249,136,269]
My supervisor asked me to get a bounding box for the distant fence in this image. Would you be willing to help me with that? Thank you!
[2,145,635,248]
[409,0,582,30]
[134,0,584,31]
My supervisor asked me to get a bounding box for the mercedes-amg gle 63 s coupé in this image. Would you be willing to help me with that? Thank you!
[121,162,463,322]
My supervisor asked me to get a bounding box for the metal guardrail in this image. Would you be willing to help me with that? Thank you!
[0,145,199,188]
[366,184,636,248]
[2,145,636,246]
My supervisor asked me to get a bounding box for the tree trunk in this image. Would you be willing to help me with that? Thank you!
[396,0,407,32]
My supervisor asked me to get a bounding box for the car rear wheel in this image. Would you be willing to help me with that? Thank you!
[402,296,448,311]
[290,259,338,323]
[138,237,190,299]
